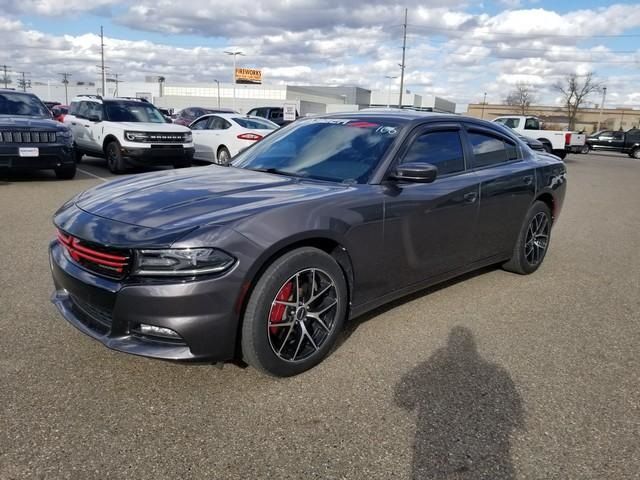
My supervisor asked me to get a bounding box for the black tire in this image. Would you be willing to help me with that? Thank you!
[105,141,125,174]
[555,150,567,160]
[174,157,192,169]
[502,201,552,275]
[54,163,76,180]
[217,146,231,165]
[631,148,640,159]
[580,144,590,154]
[74,147,83,163]
[541,142,553,154]
[241,247,348,377]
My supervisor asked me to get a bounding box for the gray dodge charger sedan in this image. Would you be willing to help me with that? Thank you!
[50,111,567,376]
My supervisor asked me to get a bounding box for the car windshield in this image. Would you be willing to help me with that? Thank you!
[233,117,278,130]
[104,101,166,123]
[232,118,402,183]
[0,92,51,117]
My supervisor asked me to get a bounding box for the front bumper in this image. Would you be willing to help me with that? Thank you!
[0,144,74,170]
[120,145,195,166]
[49,240,241,361]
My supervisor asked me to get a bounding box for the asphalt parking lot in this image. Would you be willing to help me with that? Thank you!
[1,152,638,479]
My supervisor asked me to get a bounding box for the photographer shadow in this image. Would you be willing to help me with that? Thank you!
[396,327,525,479]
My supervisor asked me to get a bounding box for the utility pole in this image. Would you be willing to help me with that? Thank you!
[112,73,122,96]
[224,50,244,111]
[398,7,408,109]
[596,87,607,132]
[481,92,487,119]
[1,65,10,88]
[17,72,31,92]
[100,25,106,96]
[214,79,220,108]
[59,72,72,104]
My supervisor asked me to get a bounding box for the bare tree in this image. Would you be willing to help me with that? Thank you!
[504,83,536,115]
[553,72,601,130]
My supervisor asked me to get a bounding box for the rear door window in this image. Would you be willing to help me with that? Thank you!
[401,130,465,176]
[524,118,540,130]
[495,118,521,129]
[468,131,519,168]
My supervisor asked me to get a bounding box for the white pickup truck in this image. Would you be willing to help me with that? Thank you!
[493,116,587,158]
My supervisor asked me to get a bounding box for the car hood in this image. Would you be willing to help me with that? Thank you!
[111,122,190,132]
[0,115,66,130]
[75,166,348,230]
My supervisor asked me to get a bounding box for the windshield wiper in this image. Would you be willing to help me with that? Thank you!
[248,167,307,178]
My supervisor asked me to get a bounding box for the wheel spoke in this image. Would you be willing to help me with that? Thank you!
[300,322,318,352]
[307,283,332,305]
[273,300,297,307]
[268,320,295,328]
[292,330,305,360]
[295,273,301,305]
[277,323,297,356]
[307,313,331,333]
[309,299,338,317]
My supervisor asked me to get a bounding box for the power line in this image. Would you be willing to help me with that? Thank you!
[398,7,408,108]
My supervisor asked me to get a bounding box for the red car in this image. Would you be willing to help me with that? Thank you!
[51,105,68,123]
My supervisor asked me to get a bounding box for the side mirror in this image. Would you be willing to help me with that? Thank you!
[87,115,101,123]
[390,162,438,183]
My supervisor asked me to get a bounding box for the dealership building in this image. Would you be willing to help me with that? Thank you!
[28,78,457,116]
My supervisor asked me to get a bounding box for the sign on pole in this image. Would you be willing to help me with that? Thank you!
[283,103,297,122]
[235,68,262,84]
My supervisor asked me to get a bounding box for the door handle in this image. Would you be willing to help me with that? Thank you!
[463,192,478,204]
[71,122,77,126]
[523,175,533,185]
[83,124,90,128]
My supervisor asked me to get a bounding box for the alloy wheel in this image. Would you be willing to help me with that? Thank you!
[267,268,339,362]
[524,212,549,266]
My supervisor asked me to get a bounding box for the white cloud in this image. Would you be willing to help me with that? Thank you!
[2,2,640,108]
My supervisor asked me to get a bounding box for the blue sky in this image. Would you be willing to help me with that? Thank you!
[3,0,640,106]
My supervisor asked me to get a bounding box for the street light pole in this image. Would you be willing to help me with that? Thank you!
[214,79,220,108]
[481,92,487,119]
[596,86,607,132]
[224,50,244,111]
[385,75,397,108]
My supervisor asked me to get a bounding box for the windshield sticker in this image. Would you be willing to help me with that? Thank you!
[348,121,380,129]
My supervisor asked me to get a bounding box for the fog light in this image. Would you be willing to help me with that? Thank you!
[138,323,180,339]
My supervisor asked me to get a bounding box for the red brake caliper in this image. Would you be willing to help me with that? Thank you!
[270,281,294,334]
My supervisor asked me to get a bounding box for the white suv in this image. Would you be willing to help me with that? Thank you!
[64,95,194,173]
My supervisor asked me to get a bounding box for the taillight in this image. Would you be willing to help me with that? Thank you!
[565,133,572,145]
[237,133,263,141]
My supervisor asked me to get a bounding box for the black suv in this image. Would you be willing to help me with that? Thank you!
[0,89,76,179]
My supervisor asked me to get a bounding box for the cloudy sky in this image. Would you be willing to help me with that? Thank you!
[3,0,640,109]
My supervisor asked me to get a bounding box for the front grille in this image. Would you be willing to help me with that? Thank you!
[57,230,132,279]
[70,295,113,334]
[145,133,186,143]
[1,130,57,143]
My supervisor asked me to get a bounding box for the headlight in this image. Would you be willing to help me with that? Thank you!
[183,132,192,143]
[125,131,149,142]
[57,130,73,143]
[133,248,235,276]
